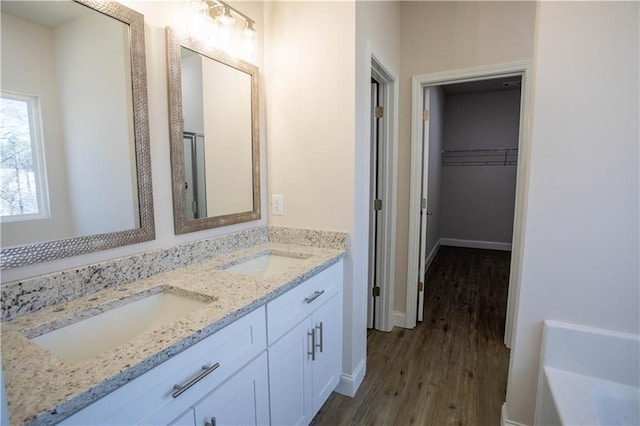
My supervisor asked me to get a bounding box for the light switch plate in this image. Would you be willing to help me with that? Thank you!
[272,194,284,216]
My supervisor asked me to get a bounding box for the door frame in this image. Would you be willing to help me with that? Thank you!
[405,61,532,348]
[365,49,398,332]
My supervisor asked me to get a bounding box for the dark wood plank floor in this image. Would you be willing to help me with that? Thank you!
[311,246,511,426]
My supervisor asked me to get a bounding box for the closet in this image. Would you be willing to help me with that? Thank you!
[430,77,522,253]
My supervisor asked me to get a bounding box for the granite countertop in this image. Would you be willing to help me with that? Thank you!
[1,241,345,425]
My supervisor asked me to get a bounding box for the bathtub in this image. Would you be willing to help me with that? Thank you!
[535,320,640,426]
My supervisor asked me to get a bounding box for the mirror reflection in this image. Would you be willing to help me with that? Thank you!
[181,47,254,220]
[0,0,154,269]
[167,27,260,234]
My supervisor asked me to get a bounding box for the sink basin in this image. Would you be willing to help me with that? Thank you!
[223,252,309,278]
[29,289,210,364]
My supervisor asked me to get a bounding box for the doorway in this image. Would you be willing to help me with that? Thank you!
[366,55,398,332]
[406,61,532,348]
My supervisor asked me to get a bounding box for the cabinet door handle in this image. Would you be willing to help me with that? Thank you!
[316,322,324,353]
[205,417,216,426]
[308,329,316,361]
[304,290,325,304]
[172,363,220,398]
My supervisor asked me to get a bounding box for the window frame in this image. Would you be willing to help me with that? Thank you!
[0,90,51,222]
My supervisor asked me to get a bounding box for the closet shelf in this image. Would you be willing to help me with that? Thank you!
[441,147,518,167]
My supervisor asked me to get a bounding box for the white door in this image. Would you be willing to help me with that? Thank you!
[416,87,431,322]
[368,79,384,329]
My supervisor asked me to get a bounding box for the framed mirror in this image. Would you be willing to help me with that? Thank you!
[166,26,260,235]
[0,0,154,269]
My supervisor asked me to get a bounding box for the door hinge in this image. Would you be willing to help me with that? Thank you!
[418,281,424,292]
[374,199,382,211]
[423,109,429,121]
[373,286,381,297]
[421,198,427,209]
[374,106,384,119]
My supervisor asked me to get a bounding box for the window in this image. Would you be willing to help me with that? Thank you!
[0,91,49,221]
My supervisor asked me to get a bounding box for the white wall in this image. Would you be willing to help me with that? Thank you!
[2,0,267,284]
[55,11,138,236]
[355,0,401,385]
[0,12,74,246]
[264,0,359,393]
[425,87,444,258]
[396,0,536,315]
[505,2,640,425]
[265,2,355,231]
[440,89,520,245]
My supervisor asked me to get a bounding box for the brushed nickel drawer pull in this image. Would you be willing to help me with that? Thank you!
[308,329,316,361]
[304,290,325,304]
[172,362,220,398]
[316,322,324,353]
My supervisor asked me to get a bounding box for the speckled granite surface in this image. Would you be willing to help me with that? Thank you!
[1,227,269,321]
[0,227,348,425]
[1,226,348,322]
[267,226,348,251]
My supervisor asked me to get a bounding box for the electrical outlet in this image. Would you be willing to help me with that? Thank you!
[272,194,284,216]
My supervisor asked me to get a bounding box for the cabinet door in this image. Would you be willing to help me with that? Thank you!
[311,295,342,415]
[169,408,196,426]
[142,405,196,426]
[193,352,269,426]
[268,318,313,426]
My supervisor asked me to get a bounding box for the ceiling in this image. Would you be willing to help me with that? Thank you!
[1,1,91,29]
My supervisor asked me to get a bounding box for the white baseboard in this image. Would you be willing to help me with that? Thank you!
[335,358,365,397]
[440,238,512,251]
[425,240,440,273]
[393,311,406,328]
[501,403,529,426]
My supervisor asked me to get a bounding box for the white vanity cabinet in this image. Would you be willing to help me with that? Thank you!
[60,306,267,426]
[57,260,343,426]
[149,353,270,426]
[267,261,343,426]
[192,352,270,426]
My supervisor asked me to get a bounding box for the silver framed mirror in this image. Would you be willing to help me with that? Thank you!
[0,0,154,269]
[166,26,260,234]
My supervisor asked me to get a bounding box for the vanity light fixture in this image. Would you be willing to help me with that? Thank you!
[190,0,256,40]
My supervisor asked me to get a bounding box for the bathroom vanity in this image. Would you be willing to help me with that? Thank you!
[0,1,348,424]
[1,229,346,425]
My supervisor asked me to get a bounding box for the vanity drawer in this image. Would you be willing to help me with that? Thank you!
[60,306,267,425]
[267,260,342,345]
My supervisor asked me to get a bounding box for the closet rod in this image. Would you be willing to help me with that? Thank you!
[441,147,518,154]
[443,161,517,167]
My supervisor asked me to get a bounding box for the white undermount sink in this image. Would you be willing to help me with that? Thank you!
[29,288,211,364]
[222,252,310,278]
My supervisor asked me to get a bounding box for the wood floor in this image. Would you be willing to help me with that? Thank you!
[311,246,511,426]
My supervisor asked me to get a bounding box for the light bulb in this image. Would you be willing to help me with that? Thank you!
[216,6,235,26]
[189,0,208,13]
[242,20,256,39]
